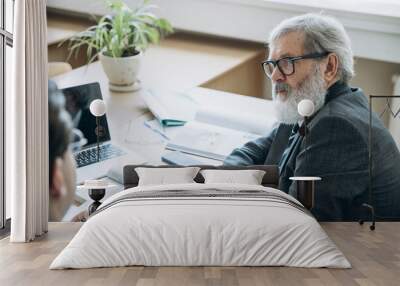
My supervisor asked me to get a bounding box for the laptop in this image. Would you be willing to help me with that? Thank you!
[61,82,145,183]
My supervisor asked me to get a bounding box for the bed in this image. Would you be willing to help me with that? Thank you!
[50,165,350,269]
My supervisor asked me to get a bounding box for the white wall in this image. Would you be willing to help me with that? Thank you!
[47,0,400,64]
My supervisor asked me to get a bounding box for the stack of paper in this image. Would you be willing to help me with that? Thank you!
[166,97,277,161]
[166,121,260,161]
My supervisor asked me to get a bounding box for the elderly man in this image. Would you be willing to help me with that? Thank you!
[224,14,400,221]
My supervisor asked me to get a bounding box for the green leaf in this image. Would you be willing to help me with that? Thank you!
[65,0,174,63]
[144,26,159,44]
[156,18,174,34]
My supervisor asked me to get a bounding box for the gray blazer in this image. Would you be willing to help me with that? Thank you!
[224,81,400,221]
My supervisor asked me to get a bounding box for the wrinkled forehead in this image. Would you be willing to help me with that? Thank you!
[268,31,306,60]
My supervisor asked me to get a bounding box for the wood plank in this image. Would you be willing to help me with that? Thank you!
[1,222,400,286]
[47,12,94,46]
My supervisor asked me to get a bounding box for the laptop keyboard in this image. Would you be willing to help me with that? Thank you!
[75,144,126,168]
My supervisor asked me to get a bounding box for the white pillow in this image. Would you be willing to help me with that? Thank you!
[200,169,266,185]
[135,167,201,186]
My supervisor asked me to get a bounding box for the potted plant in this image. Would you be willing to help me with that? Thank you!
[65,0,173,92]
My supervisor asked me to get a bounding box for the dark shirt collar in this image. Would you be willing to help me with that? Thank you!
[291,123,300,134]
[324,80,351,105]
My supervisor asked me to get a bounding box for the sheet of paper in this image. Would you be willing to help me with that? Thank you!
[195,106,276,135]
[166,121,259,161]
[186,87,278,136]
[165,88,279,161]
[143,119,182,141]
[124,118,165,145]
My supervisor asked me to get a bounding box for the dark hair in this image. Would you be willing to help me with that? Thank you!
[48,80,72,185]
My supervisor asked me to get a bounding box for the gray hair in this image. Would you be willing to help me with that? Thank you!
[268,13,354,83]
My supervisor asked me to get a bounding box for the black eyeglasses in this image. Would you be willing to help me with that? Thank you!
[261,52,330,78]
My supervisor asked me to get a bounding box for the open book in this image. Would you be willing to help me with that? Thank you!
[166,102,277,161]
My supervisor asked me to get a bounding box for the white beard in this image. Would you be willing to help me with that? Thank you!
[272,66,327,124]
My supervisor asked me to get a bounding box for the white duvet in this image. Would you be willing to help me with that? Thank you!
[50,183,351,269]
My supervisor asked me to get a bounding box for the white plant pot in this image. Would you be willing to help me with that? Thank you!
[99,52,142,92]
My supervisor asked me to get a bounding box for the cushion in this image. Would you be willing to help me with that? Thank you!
[200,169,266,185]
[135,167,201,186]
[124,165,279,189]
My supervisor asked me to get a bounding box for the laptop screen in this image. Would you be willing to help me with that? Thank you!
[61,82,111,148]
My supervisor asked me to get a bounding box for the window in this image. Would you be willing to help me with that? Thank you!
[5,0,12,33]
[1,0,13,230]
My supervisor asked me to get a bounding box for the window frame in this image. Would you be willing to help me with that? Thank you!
[0,0,13,232]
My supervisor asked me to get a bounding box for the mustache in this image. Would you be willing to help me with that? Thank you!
[273,82,289,94]
[272,82,290,100]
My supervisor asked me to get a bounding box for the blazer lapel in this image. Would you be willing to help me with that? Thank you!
[278,126,302,176]
[264,124,293,165]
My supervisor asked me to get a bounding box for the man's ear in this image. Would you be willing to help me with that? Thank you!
[50,158,64,199]
[323,53,339,86]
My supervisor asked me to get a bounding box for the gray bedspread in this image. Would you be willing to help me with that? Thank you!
[93,188,308,217]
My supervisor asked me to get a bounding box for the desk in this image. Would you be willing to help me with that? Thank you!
[1,222,399,286]
[52,61,276,166]
[52,57,276,221]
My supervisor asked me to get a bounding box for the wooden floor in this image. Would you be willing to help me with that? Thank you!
[0,222,399,286]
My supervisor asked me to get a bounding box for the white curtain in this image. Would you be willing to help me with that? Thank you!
[8,0,48,242]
